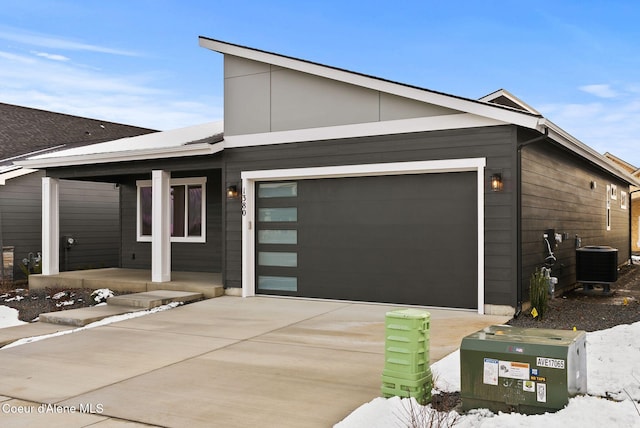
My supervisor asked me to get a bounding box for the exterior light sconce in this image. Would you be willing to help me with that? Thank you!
[226,184,239,199]
[490,173,503,192]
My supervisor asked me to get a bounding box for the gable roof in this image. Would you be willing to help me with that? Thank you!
[604,152,640,178]
[479,89,541,115]
[0,102,156,168]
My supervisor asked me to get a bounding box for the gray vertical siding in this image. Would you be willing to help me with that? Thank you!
[520,141,630,297]
[224,125,520,307]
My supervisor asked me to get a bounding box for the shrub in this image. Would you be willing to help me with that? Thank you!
[529,268,549,320]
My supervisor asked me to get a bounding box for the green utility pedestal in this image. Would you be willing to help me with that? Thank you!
[460,325,587,414]
[382,309,432,404]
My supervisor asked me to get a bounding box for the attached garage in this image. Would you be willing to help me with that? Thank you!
[242,158,486,311]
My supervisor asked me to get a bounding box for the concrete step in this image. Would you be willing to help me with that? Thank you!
[38,290,204,327]
[39,305,147,327]
[107,290,203,309]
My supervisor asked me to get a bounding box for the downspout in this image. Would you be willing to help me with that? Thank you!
[514,126,549,318]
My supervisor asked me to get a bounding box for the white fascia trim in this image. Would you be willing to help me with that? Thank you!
[200,38,541,129]
[16,142,225,169]
[225,113,506,149]
[240,158,486,314]
[0,167,38,185]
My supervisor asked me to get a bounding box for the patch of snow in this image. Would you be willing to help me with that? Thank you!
[91,288,114,303]
[51,291,67,300]
[4,295,24,302]
[55,300,75,308]
[337,321,640,427]
[0,306,27,328]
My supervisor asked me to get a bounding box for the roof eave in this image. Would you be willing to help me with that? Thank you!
[16,142,225,169]
[540,119,640,187]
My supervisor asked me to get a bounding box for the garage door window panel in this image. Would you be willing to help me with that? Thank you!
[256,181,299,294]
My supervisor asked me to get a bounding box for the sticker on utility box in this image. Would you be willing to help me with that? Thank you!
[483,358,499,385]
[498,361,530,380]
[536,357,565,369]
[523,380,536,393]
[537,383,547,402]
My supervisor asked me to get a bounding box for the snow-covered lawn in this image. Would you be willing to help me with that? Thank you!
[337,322,640,427]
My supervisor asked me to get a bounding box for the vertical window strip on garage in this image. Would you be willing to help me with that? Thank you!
[256,181,299,292]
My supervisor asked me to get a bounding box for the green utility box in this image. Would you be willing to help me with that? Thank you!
[460,325,586,414]
[382,309,432,404]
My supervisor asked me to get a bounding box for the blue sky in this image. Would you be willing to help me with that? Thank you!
[1,1,639,166]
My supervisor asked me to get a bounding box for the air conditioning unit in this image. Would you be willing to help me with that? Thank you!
[576,246,618,284]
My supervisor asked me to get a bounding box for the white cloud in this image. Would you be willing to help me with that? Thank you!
[0,49,221,131]
[0,26,139,57]
[538,94,640,167]
[579,84,619,98]
[32,51,70,62]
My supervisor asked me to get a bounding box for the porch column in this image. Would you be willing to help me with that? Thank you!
[151,170,171,282]
[42,177,59,275]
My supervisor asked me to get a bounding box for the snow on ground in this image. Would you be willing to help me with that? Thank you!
[337,322,640,427]
[0,306,27,328]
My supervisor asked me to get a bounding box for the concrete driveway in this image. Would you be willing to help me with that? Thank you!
[0,296,510,427]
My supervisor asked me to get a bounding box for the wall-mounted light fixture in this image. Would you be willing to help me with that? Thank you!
[226,184,239,199]
[490,173,503,192]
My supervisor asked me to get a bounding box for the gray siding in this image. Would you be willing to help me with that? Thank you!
[59,178,120,271]
[0,171,120,280]
[224,125,519,306]
[223,56,460,136]
[520,141,630,296]
[119,169,223,273]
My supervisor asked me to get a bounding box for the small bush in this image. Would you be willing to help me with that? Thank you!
[529,268,549,320]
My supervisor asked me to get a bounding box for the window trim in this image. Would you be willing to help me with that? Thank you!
[136,177,207,243]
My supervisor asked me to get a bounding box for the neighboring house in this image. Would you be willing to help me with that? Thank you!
[0,102,156,282]
[18,38,640,315]
[604,152,640,254]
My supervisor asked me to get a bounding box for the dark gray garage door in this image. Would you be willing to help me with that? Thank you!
[256,172,478,309]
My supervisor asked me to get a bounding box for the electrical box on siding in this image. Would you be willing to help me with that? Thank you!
[460,325,586,414]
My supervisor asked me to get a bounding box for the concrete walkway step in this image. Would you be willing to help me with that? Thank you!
[107,290,203,309]
[39,305,147,327]
[38,290,204,327]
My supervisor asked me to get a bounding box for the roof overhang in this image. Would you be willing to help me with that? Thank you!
[540,119,640,187]
[16,121,224,169]
[0,166,38,185]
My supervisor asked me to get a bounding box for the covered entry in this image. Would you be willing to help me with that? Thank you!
[242,158,486,312]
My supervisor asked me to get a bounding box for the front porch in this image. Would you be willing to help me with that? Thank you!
[28,268,225,298]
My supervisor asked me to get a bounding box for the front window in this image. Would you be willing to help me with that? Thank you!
[137,177,206,242]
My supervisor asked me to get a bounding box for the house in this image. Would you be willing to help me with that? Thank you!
[18,38,639,315]
[0,102,156,282]
[604,152,640,254]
